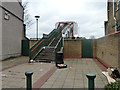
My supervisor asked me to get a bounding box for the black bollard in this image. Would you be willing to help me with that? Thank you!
[56,51,64,66]
[25,71,33,90]
[86,73,96,90]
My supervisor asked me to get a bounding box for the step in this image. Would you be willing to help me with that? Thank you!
[37,53,54,57]
[36,56,54,60]
[35,59,53,63]
[50,39,60,46]
[36,55,54,58]
[35,56,55,60]
[34,46,55,62]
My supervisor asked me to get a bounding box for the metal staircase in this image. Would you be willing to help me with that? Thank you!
[35,47,55,62]
[29,22,74,63]
[34,37,61,62]
[29,24,67,62]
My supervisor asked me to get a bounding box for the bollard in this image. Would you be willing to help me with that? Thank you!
[86,73,96,90]
[56,51,64,66]
[25,71,33,90]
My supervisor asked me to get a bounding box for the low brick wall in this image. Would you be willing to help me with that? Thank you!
[64,33,120,69]
[29,40,37,48]
[64,39,82,58]
[93,32,120,68]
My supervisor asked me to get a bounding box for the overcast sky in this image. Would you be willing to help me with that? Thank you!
[23,0,107,39]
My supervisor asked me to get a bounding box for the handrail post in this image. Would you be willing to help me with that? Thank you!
[25,71,33,90]
[86,73,96,90]
[29,48,31,63]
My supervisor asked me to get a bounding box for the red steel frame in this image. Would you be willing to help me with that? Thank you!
[57,22,74,37]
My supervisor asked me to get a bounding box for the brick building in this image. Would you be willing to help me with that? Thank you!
[0,0,24,60]
[105,0,120,35]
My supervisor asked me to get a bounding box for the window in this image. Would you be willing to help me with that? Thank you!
[19,0,22,5]
[4,11,9,20]
[117,0,119,11]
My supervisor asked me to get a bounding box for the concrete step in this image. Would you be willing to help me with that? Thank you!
[34,45,56,62]
[35,54,55,59]
[50,38,60,47]
[36,55,54,58]
[36,56,54,59]
[35,59,53,63]
[37,53,54,56]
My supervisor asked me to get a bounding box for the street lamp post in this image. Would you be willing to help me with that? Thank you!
[35,16,40,40]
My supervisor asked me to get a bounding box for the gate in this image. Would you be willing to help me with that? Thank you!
[22,40,29,56]
[82,39,93,58]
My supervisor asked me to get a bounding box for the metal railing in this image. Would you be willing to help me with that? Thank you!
[29,38,45,60]
[29,24,67,60]
[29,30,57,60]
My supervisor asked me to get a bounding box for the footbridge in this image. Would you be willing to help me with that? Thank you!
[29,21,78,62]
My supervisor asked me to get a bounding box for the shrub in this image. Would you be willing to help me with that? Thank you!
[104,80,120,90]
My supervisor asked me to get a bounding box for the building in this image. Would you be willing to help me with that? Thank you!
[0,0,24,60]
[105,0,120,35]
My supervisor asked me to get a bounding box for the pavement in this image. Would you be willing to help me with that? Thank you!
[41,58,108,88]
[2,56,56,88]
[2,56,29,70]
[1,57,108,89]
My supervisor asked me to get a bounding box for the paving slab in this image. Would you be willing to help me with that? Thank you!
[2,56,29,70]
[41,58,108,88]
[1,58,109,89]
[2,58,55,88]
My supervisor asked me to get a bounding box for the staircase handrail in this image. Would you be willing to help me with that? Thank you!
[29,38,45,60]
[29,24,68,60]
[29,32,57,60]
[29,25,64,60]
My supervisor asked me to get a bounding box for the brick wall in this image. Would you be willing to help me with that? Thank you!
[63,33,120,68]
[29,40,37,48]
[0,4,2,60]
[93,32,120,68]
[64,39,82,58]
[118,33,120,68]
[105,2,120,35]
[117,8,120,31]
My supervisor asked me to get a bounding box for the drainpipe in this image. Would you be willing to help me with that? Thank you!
[117,0,119,10]
[113,0,118,32]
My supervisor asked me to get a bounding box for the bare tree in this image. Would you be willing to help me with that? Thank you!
[90,36,95,39]
[22,1,34,30]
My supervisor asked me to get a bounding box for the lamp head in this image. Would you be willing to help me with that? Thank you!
[35,16,40,19]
